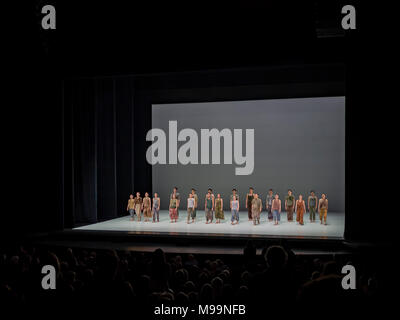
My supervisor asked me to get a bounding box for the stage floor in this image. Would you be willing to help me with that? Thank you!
[75,210,345,239]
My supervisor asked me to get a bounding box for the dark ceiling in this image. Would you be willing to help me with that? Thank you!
[18,0,353,77]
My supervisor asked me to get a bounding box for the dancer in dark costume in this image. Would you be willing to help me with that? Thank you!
[246,187,255,221]
[285,189,295,222]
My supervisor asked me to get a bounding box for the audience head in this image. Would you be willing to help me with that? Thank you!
[199,283,213,303]
[322,261,338,276]
[264,245,288,269]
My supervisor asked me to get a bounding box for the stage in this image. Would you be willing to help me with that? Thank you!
[75,210,345,240]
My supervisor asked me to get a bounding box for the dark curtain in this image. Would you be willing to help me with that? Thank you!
[63,76,151,227]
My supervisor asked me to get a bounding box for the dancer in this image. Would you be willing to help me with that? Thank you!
[191,188,198,223]
[266,189,274,222]
[215,194,224,223]
[272,194,281,225]
[230,195,240,225]
[251,193,262,225]
[142,192,152,222]
[308,190,318,222]
[230,188,240,203]
[246,187,255,221]
[204,192,214,224]
[133,192,143,221]
[206,188,215,202]
[127,194,135,221]
[187,193,195,224]
[152,192,160,223]
[295,194,306,225]
[170,187,180,218]
[318,193,328,225]
[169,193,178,223]
[285,189,295,222]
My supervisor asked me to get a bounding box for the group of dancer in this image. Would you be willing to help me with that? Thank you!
[127,187,329,226]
